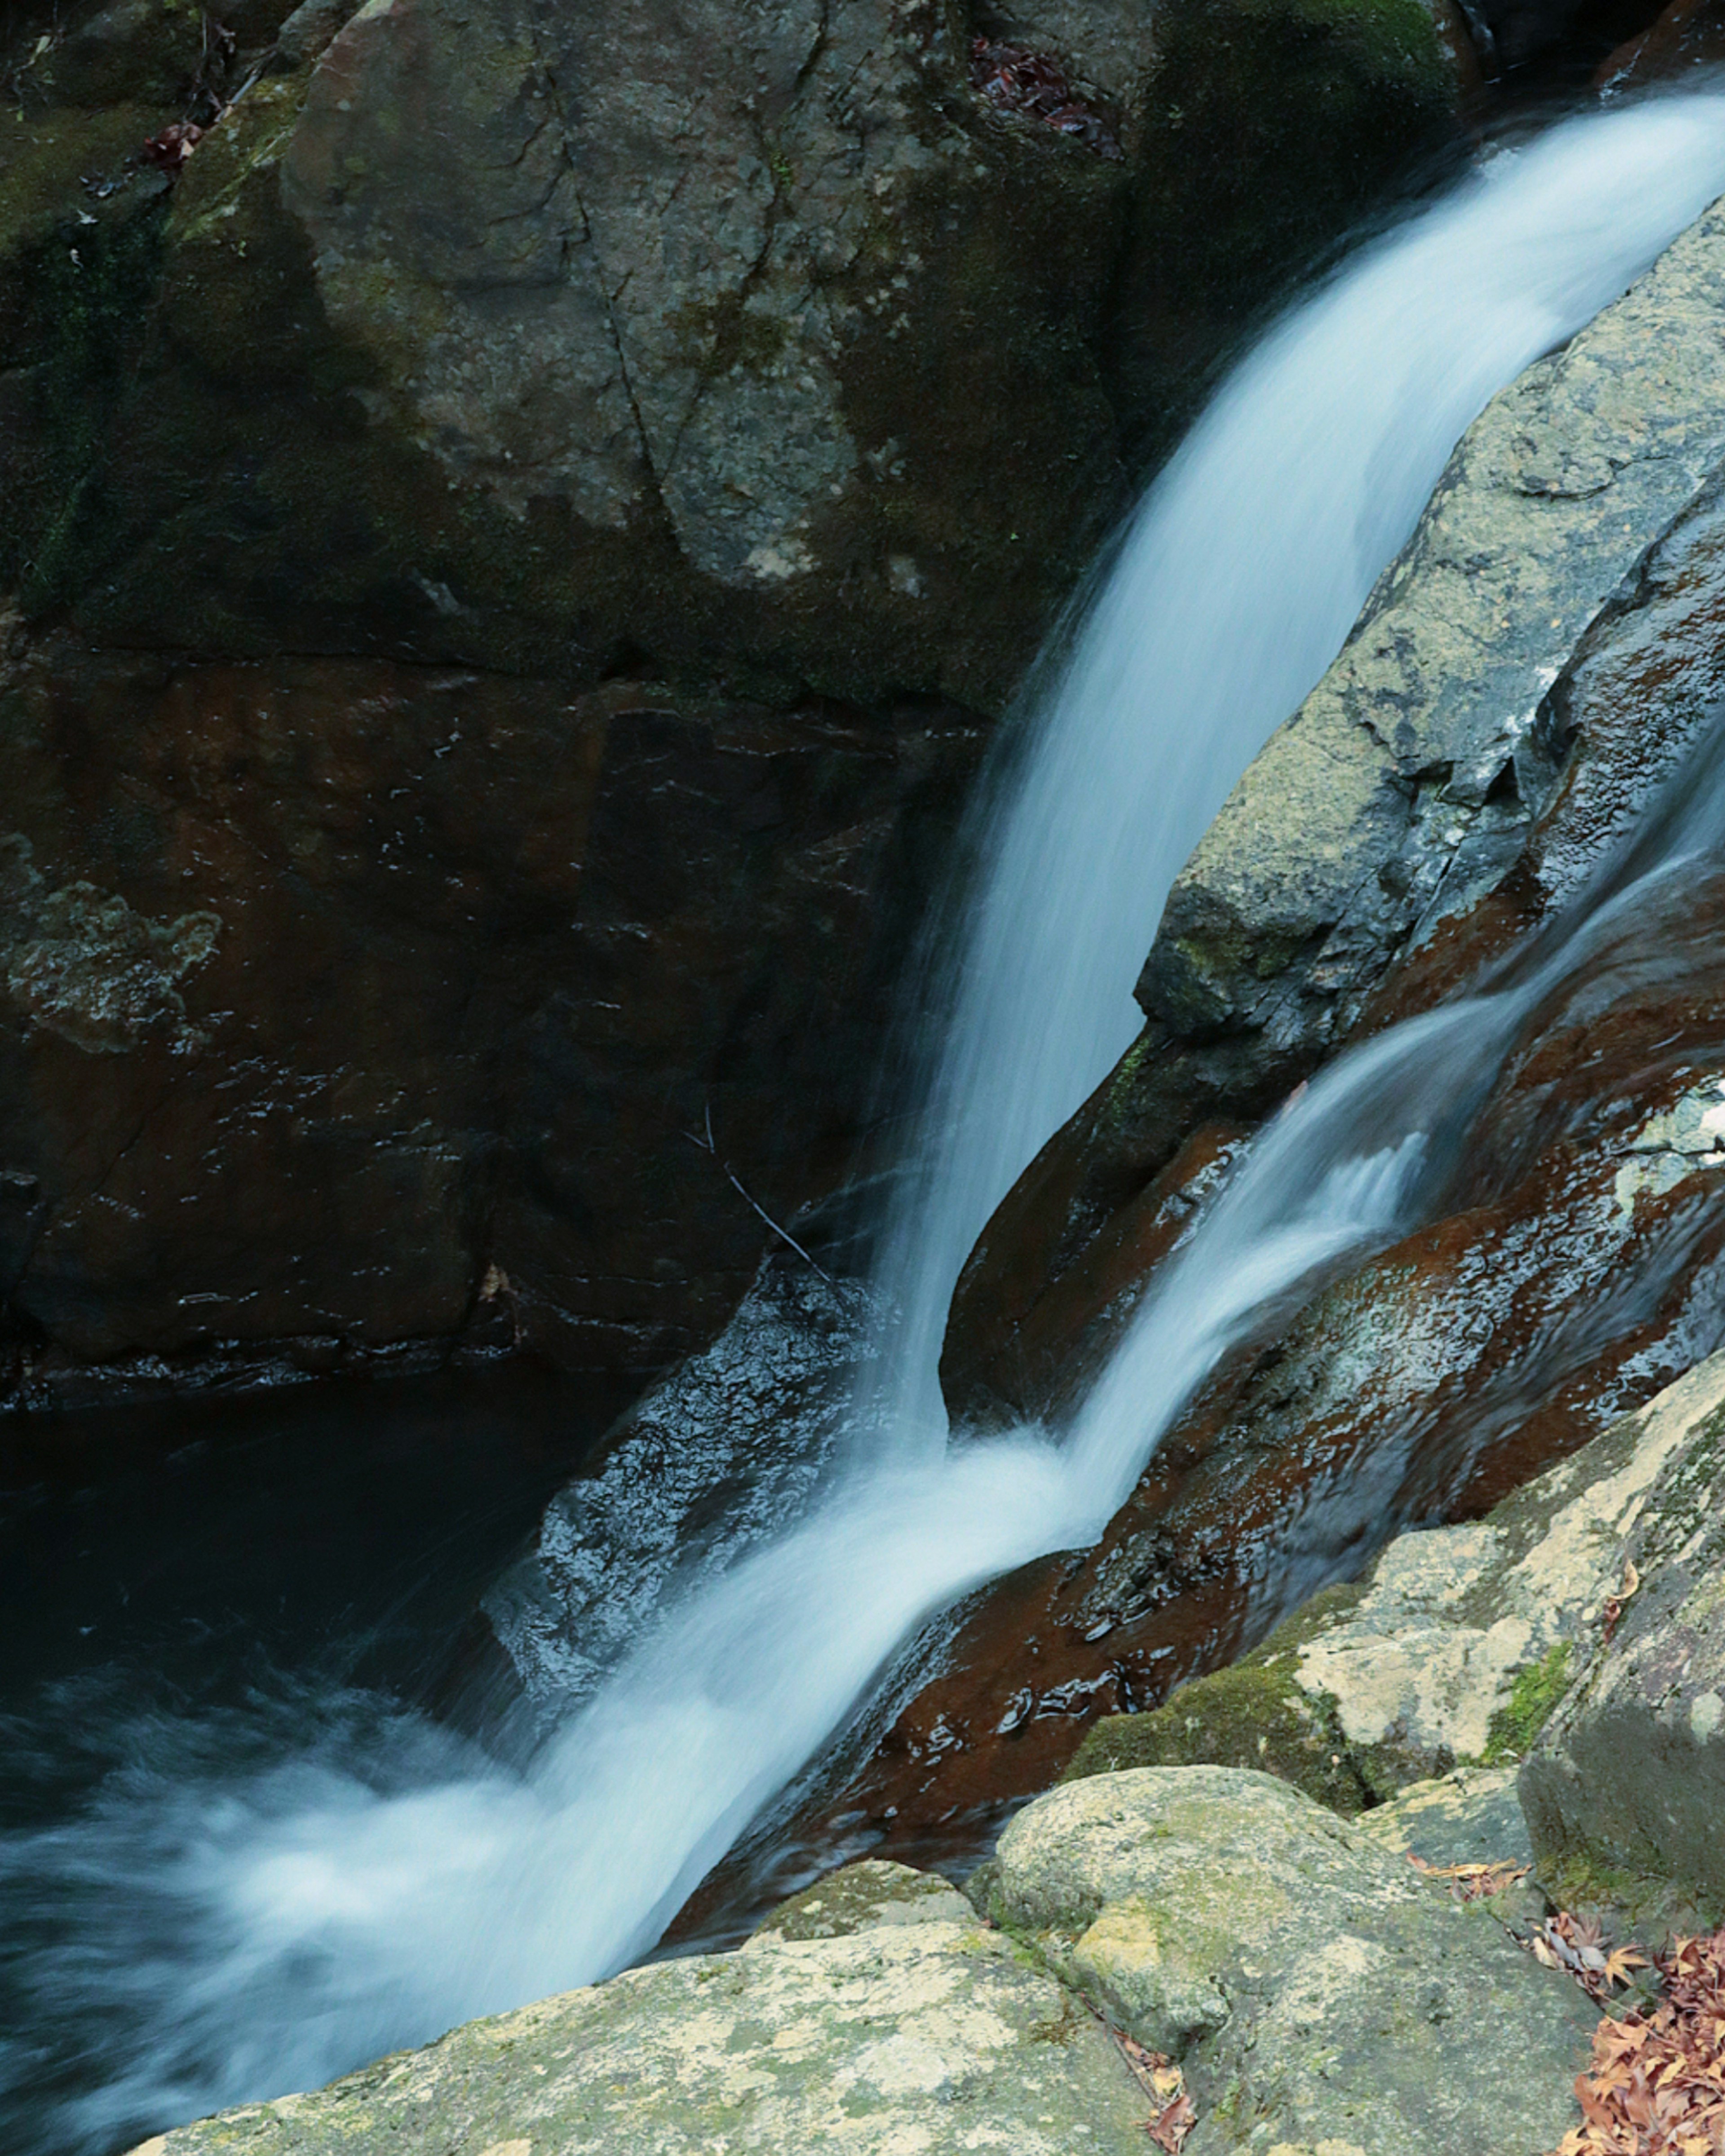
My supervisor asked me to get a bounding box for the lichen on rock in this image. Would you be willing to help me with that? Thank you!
[975,1764,1595,2152]
[1067,1351,1725,1812]
[0,833,220,1054]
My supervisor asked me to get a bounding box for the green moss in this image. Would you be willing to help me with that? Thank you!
[4,190,170,611]
[1481,1643,1574,1766]
[1539,1847,1660,1911]
[1064,1585,1376,1813]
[1532,1844,1711,1935]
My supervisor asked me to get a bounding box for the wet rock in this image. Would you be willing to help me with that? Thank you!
[0,648,979,1405]
[476,1256,873,1733]
[1064,1355,1725,1812]
[974,1764,1596,2152]
[135,1884,1154,2156]
[842,988,1725,1843]
[1597,0,1725,91]
[1142,195,1725,1064]
[945,189,1725,1427]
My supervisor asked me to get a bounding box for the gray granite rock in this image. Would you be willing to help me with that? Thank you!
[1522,1364,1725,1923]
[128,1877,1153,2156]
[1139,194,1725,1056]
[974,1764,1595,2155]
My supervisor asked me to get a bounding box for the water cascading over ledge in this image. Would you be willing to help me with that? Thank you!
[10,91,1725,2156]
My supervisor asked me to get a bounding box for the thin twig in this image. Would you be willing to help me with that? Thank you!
[685,1103,832,1282]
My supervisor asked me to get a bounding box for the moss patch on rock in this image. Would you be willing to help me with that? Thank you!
[1063,1583,1375,1812]
[1482,1640,1574,1765]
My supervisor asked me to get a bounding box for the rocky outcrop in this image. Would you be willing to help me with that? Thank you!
[0,646,980,1403]
[1522,1368,1725,1924]
[131,1772,1598,2156]
[0,0,1467,1403]
[1046,1343,1725,1945]
[132,1855,1157,2156]
[973,1766,1594,2153]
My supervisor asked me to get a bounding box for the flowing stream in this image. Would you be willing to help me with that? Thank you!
[9,92,1725,2156]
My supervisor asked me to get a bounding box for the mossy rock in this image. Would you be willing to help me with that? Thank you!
[1063,1582,1376,1812]
[751,1858,972,1942]
[0,0,1462,707]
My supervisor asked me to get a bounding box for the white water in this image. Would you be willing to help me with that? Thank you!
[14,92,1725,2155]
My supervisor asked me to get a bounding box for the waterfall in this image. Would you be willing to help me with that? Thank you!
[10,92,1725,2156]
[866,88,1725,1444]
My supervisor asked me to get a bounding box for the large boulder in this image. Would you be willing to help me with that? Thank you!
[0,0,1464,701]
[1521,1367,1725,1923]
[973,1765,1596,2153]
[128,1857,1156,2156]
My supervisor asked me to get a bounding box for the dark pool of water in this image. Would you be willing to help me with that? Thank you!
[0,1362,633,1727]
[0,1361,633,2154]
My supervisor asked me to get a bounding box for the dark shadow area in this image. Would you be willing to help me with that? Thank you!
[0,1361,636,1732]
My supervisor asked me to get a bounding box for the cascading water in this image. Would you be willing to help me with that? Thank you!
[868,85,1725,1443]
[9,91,1725,2156]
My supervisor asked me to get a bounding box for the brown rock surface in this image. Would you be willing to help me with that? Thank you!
[0,641,981,1404]
[0,0,1464,1401]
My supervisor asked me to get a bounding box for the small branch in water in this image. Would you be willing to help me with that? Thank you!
[685,1103,833,1283]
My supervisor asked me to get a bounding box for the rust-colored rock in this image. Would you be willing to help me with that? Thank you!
[0,641,982,1405]
[1597,0,1725,91]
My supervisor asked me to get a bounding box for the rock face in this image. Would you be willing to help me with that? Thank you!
[0,0,1464,1402]
[1066,1350,1725,1811]
[134,1855,1157,2156]
[0,648,978,1402]
[973,1766,1595,2155]
[132,1776,1598,2156]
[1522,1367,1725,1922]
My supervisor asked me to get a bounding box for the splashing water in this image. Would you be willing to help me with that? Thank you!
[10,92,1725,2156]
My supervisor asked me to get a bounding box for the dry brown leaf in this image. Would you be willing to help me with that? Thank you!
[1148,2090,1197,2152]
[1546,1927,1725,2155]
